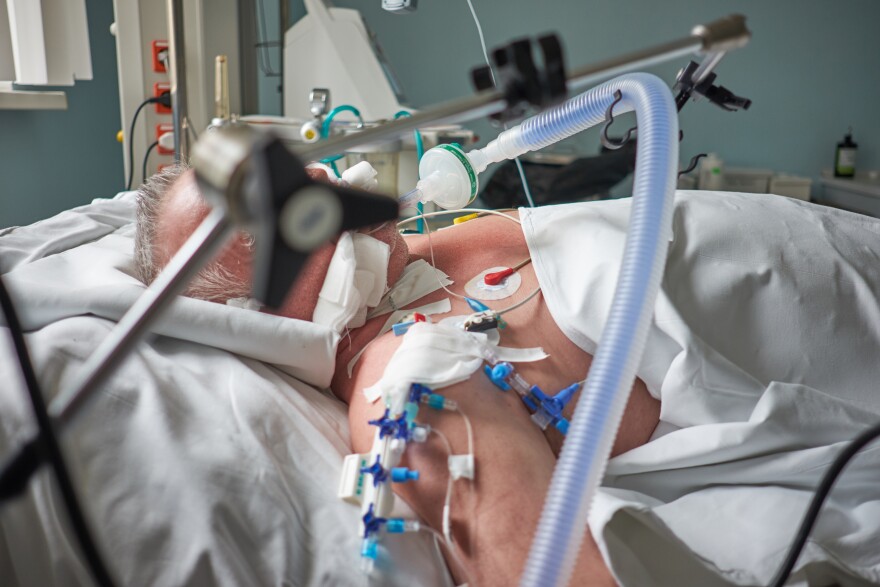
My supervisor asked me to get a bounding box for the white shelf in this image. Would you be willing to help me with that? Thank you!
[0,88,67,110]
[817,170,880,217]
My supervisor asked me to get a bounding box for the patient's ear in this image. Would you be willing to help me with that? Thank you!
[306,166,329,182]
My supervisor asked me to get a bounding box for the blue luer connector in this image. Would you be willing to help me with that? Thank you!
[391,467,419,483]
[554,382,580,408]
[386,519,406,534]
[555,418,570,435]
[426,393,447,410]
[361,537,379,560]
[465,297,490,313]
[484,363,513,391]
[392,321,415,336]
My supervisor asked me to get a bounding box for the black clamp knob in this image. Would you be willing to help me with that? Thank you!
[232,135,398,309]
[674,60,752,112]
[471,34,568,124]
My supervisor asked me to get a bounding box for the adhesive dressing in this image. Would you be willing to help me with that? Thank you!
[346,298,453,376]
[312,231,390,332]
[368,259,453,318]
[364,322,547,411]
[225,297,262,311]
[464,266,522,301]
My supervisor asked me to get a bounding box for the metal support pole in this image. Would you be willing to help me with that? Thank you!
[166,0,190,162]
[295,14,748,163]
[280,0,289,112]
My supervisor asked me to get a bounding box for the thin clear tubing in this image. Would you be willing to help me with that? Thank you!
[398,187,422,209]
[513,74,678,587]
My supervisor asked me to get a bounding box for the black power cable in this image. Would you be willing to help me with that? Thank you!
[769,420,880,587]
[142,140,160,186]
[0,276,116,587]
[126,93,171,191]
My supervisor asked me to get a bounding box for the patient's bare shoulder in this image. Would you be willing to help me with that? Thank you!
[334,211,659,455]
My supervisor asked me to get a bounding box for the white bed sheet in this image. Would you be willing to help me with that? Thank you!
[0,193,453,587]
[523,192,880,587]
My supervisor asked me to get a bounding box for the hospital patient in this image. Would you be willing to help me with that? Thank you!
[135,165,880,586]
[134,165,657,586]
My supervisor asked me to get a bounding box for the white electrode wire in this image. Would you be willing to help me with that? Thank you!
[430,429,459,547]
[422,212,469,301]
[398,208,531,314]
[421,525,478,587]
[497,286,542,317]
[433,425,454,455]
[454,407,475,459]
[465,0,537,208]
[428,426,478,587]
[512,157,538,208]
[464,0,494,86]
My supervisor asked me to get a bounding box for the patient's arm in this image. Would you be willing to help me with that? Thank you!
[347,370,651,586]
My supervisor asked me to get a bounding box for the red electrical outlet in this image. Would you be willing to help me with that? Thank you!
[153,82,171,114]
[155,123,174,155]
[151,40,169,73]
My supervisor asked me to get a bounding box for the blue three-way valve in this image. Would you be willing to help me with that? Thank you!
[484,362,579,434]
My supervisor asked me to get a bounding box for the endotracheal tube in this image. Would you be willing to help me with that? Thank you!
[399,72,678,587]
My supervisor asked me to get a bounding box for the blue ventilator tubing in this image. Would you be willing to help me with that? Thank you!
[497,74,679,587]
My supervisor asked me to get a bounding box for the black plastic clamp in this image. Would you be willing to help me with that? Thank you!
[674,60,752,112]
[471,34,567,124]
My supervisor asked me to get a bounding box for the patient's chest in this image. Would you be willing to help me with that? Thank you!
[332,214,594,453]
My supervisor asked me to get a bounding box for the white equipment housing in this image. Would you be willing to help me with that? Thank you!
[283,0,406,121]
[0,0,92,110]
[111,0,242,187]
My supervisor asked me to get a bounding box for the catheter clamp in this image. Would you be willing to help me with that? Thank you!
[362,504,387,538]
[471,34,567,123]
[360,455,390,487]
[368,409,410,440]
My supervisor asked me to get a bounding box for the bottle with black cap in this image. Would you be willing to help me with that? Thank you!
[834,128,858,178]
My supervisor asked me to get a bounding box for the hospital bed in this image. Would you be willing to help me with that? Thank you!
[4,185,880,587]
[3,11,880,585]
[0,192,453,586]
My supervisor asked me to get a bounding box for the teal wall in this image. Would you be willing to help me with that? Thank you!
[0,0,122,228]
[304,0,880,186]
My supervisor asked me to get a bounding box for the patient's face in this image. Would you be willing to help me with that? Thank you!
[155,169,408,322]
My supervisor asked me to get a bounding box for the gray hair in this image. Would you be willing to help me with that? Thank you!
[134,164,251,303]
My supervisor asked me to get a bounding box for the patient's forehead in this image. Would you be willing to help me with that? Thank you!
[155,170,215,265]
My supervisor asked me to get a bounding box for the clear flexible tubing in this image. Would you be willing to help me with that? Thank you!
[486,73,678,587]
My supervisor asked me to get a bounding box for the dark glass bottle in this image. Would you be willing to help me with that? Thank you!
[834,129,858,178]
